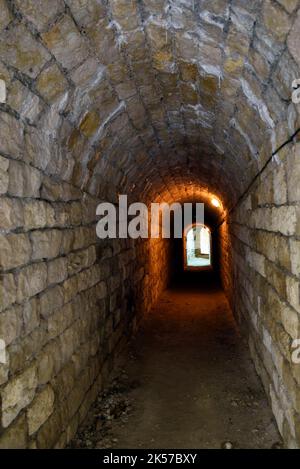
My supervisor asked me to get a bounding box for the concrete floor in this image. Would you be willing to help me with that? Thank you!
[71,277,281,449]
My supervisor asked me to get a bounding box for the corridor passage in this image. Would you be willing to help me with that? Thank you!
[71,278,280,449]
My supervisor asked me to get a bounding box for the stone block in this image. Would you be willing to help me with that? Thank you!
[36,63,69,103]
[36,408,62,449]
[30,229,62,261]
[0,273,17,312]
[39,285,64,319]
[277,0,299,13]
[27,385,55,435]
[0,304,22,346]
[0,112,23,159]
[273,164,287,205]
[286,143,300,203]
[290,239,300,277]
[7,80,43,125]
[22,298,39,336]
[263,0,292,42]
[0,197,24,231]
[37,346,55,386]
[287,9,300,67]
[1,364,37,427]
[281,303,300,340]
[0,233,31,271]
[286,276,300,314]
[16,263,48,303]
[42,15,86,70]
[0,0,12,32]
[14,0,64,32]
[48,257,68,285]
[8,161,41,198]
[47,302,74,339]
[0,155,9,195]
[0,24,50,78]
[0,414,27,449]
[24,200,55,230]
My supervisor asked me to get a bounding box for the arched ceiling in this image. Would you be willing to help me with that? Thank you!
[0,0,299,208]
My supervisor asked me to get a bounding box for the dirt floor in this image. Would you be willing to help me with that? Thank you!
[70,276,281,449]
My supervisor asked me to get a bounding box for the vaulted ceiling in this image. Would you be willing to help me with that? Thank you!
[1,0,299,210]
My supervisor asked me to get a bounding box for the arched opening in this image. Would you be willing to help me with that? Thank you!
[184,223,212,270]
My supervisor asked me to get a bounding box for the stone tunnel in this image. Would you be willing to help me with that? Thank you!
[0,0,300,449]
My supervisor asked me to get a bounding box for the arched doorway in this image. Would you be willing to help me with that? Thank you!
[183,224,212,271]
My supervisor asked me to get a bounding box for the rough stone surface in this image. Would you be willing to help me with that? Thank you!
[27,385,55,435]
[0,0,299,450]
[1,365,37,428]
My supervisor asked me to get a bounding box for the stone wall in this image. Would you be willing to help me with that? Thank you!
[219,141,300,448]
[0,166,171,448]
[0,0,300,449]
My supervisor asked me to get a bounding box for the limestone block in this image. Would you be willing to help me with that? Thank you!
[277,0,299,13]
[0,414,27,449]
[287,9,300,67]
[265,261,287,299]
[7,80,43,125]
[281,303,300,340]
[65,0,106,29]
[70,57,102,88]
[39,285,64,319]
[60,230,75,255]
[248,249,266,277]
[41,177,81,202]
[1,364,37,427]
[52,361,75,401]
[0,165,8,195]
[8,327,46,375]
[273,164,287,205]
[36,409,62,449]
[0,24,50,78]
[290,239,300,277]
[0,233,31,271]
[47,302,74,339]
[67,246,96,276]
[59,323,78,366]
[24,200,54,230]
[263,0,292,42]
[62,272,79,301]
[24,128,51,171]
[14,0,64,32]
[286,276,300,314]
[37,346,55,386]
[0,197,24,231]
[271,206,298,236]
[0,112,23,159]
[27,385,55,435]
[273,51,299,101]
[48,257,68,285]
[79,111,101,139]
[0,359,9,386]
[16,263,48,303]
[42,15,87,70]
[68,202,83,226]
[8,161,41,198]
[0,304,22,346]
[0,0,12,32]
[286,143,300,203]
[31,229,62,261]
[0,274,17,312]
[22,298,39,336]
[36,63,69,103]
